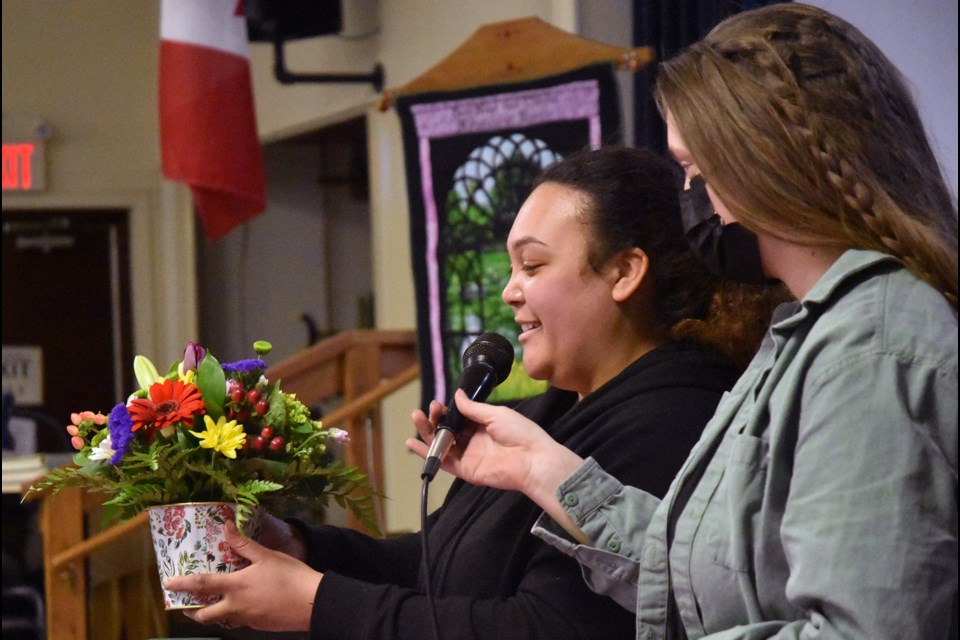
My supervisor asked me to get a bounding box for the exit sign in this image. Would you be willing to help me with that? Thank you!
[2,141,46,191]
[2,345,44,405]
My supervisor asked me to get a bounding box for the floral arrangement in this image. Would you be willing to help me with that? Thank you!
[28,341,376,530]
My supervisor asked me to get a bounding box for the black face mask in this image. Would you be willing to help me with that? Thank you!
[679,175,768,285]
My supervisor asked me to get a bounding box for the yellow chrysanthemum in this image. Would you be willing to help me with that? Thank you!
[190,415,246,459]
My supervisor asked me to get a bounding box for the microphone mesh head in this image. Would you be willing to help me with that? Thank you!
[462,332,515,383]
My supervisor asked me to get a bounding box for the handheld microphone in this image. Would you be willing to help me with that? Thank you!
[421,332,514,481]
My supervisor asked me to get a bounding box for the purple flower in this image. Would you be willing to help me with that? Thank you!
[221,359,267,373]
[108,403,136,465]
[182,341,206,372]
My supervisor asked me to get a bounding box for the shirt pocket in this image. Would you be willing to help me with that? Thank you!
[705,434,769,572]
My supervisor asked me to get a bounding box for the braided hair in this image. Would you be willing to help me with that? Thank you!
[655,3,958,306]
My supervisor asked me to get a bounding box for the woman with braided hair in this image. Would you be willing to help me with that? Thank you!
[409,3,958,638]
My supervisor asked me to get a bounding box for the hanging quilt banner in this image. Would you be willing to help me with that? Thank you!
[396,63,622,409]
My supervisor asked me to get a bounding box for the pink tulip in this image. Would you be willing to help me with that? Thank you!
[182,342,206,372]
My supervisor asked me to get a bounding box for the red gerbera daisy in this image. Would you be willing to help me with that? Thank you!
[128,379,205,432]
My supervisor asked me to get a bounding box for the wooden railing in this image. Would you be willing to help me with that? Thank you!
[266,329,419,532]
[32,329,418,640]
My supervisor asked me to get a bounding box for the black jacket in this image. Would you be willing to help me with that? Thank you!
[302,342,740,639]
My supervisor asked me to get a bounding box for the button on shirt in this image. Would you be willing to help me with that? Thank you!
[533,249,959,639]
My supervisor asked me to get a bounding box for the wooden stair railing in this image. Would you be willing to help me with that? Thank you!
[32,329,418,640]
[266,329,419,532]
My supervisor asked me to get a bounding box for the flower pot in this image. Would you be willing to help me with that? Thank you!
[146,502,263,610]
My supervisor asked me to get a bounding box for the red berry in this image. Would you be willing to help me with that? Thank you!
[246,389,262,405]
[239,436,250,451]
[255,399,270,416]
[251,435,267,452]
[225,406,236,419]
[260,426,275,439]
[269,436,285,452]
[237,407,252,422]
[228,380,245,401]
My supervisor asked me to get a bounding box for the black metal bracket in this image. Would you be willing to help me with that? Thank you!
[272,37,384,92]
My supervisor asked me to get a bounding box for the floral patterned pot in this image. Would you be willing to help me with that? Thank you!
[146,502,263,610]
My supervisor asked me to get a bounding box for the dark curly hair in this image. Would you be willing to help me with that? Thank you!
[537,146,780,368]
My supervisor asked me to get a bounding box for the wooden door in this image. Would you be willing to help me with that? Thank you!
[2,209,133,451]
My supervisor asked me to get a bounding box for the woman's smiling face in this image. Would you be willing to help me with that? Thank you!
[502,182,622,394]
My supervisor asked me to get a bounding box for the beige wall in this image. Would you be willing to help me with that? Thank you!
[3,1,197,367]
[250,0,571,141]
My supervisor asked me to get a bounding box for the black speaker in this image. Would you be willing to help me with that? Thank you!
[244,0,342,42]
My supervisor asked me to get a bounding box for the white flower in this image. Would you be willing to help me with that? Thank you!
[133,355,162,390]
[89,434,116,461]
[330,428,350,444]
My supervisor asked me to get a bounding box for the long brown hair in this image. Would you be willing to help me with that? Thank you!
[655,3,958,306]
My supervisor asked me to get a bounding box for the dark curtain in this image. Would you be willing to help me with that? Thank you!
[633,0,788,154]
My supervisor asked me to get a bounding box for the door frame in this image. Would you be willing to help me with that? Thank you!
[2,186,199,363]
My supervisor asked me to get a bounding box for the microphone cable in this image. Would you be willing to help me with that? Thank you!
[420,475,442,640]
[417,332,513,640]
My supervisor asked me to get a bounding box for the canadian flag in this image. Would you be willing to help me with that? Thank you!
[159,0,266,241]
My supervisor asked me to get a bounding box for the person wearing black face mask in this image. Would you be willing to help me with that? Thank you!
[408,4,958,639]
[679,175,767,285]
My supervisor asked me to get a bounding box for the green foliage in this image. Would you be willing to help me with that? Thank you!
[197,353,226,420]
[26,342,379,533]
[489,360,548,403]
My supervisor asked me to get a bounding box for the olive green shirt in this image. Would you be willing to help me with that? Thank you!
[533,249,958,639]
